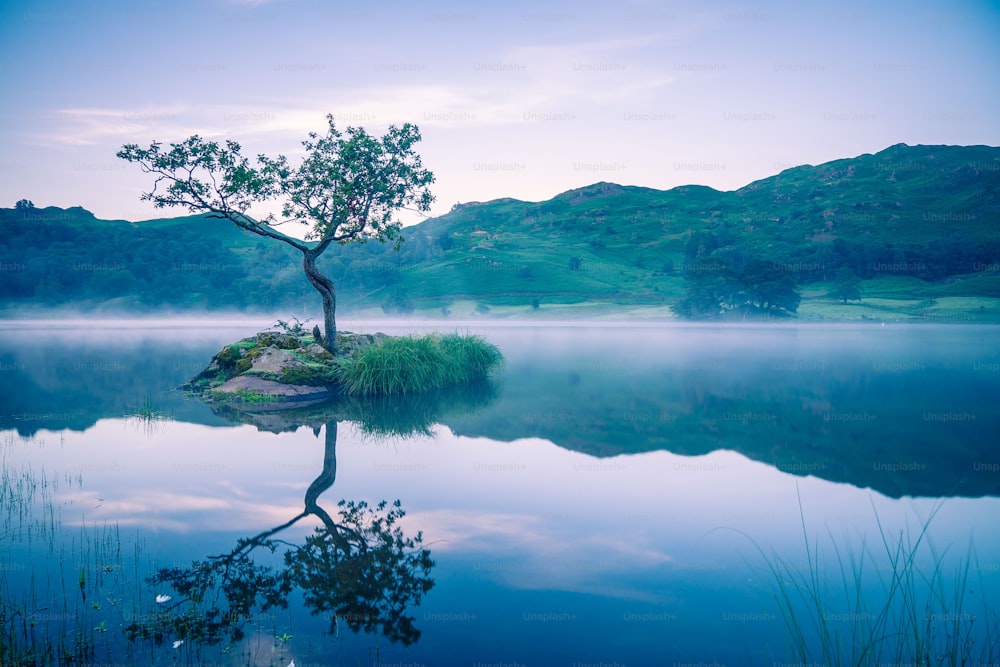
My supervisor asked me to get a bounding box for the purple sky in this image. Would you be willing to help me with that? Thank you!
[1,0,998,224]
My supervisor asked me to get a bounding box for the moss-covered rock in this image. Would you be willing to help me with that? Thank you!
[255,331,301,349]
[215,344,245,370]
[185,328,503,405]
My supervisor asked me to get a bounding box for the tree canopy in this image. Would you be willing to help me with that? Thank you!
[677,233,801,319]
[118,115,434,350]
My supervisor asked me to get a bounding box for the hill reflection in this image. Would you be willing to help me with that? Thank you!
[2,321,997,498]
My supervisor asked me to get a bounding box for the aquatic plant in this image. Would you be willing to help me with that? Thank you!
[335,332,503,396]
[749,496,1000,666]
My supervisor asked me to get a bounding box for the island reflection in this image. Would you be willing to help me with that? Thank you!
[125,382,499,653]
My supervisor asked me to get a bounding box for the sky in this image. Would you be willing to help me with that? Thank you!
[1,0,998,225]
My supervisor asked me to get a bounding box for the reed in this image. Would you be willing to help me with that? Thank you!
[751,495,1000,665]
[336,332,503,396]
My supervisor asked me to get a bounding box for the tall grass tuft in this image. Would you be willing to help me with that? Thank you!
[749,494,1000,666]
[336,333,503,396]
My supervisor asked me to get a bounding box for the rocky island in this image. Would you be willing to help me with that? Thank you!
[184,326,504,410]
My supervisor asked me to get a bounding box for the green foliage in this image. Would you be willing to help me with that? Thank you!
[381,290,415,314]
[285,499,435,645]
[209,388,277,404]
[125,548,292,645]
[14,198,33,210]
[3,144,999,318]
[280,364,340,386]
[677,250,800,319]
[256,331,302,349]
[115,115,435,347]
[276,118,435,245]
[342,379,499,438]
[739,258,801,315]
[215,344,243,370]
[437,332,505,378]
[126,498,435,648]
[750,497,1000,666]
[830,267,862,303]
[336,333,503,396]
[116,116,434,252]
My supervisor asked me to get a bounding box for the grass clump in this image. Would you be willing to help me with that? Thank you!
[336,333,503,396]
[748,494,1000,666]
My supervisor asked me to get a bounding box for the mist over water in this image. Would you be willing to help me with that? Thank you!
[1,318,999,665]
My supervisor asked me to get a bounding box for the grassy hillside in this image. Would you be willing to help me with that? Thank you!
[2,143,998,320]
[371,143,1000,320]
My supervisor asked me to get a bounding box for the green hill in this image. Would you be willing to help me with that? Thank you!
[2,143,999,320]
[375,143,1000,320]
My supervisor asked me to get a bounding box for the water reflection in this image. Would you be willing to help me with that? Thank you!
[444,324,1000,498]
[1,321,997,498]
[210,378,499,438]
[2,320,999,665]
[121,366,502,653]
[125,420,435,650]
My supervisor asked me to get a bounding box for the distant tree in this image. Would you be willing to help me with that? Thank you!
[738,259,801,316]
[568,256,582,271]
[381,290,414,315]
[14,199,34,210]
[676,256,740,319]
[118,115,434,352]
[677,254,800,319]
[830,267,862,303]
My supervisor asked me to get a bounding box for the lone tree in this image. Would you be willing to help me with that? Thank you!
[830,266,862,303]
[118,114,434,352]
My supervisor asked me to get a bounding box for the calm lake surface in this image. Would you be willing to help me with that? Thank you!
[2,319,999,666]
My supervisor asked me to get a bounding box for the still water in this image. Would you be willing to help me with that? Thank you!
[1,319,999,666]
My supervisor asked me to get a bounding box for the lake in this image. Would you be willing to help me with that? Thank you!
[2,319,999,666]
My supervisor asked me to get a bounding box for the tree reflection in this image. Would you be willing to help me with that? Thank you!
[125,378,498,649]
[125,420,434,648]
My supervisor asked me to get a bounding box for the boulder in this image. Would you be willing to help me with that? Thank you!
[305,343,333,360]
[255,331,301,349]
[249,347,305,374]
[213,375,333,408]
[334,331,388,356]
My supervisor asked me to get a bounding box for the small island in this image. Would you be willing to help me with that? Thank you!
[118,116,509,408]
[185,323,503,408]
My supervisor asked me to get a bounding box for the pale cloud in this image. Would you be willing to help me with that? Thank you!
[30,105,217,148]
[55,488,307,533]
[32,30,680,151]
[411,507,675,602]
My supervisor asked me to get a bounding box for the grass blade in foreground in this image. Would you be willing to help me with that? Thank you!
[748,495,999,665]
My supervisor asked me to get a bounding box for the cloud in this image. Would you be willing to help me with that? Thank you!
[32,29,682,149]
[412,507,675,602]
[55,488,308,534]
[28,105,214,148]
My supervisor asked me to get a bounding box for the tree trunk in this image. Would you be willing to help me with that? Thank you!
[304,421,354,553]
[304,420,338,515]
[302,249,337,353]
